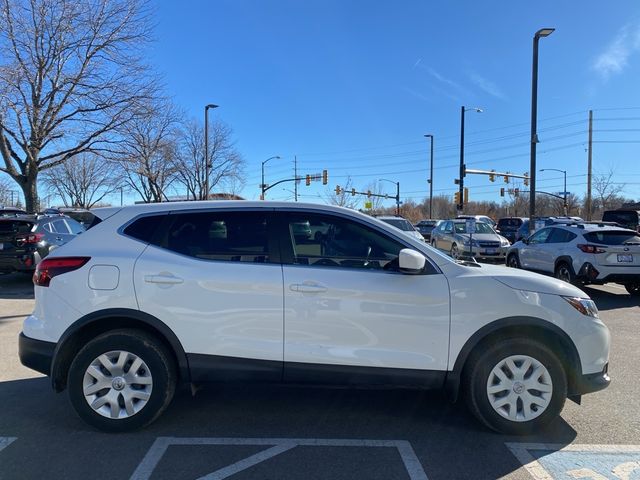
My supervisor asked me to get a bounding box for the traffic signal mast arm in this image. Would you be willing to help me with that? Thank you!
[262,170,328,194]
[465,168,530,183]
[334,186,397,200]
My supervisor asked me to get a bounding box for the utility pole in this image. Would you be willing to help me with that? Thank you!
[459,106,465,213]
[294,155,298,202]
[587,109,593,220]
[204,104,219,200]
[425,134,434,219]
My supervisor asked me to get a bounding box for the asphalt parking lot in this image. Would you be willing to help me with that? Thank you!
[0,272,639,480]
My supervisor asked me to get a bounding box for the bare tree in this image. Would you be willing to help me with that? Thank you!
[324,176,359,209]
[593,168,625,212]
[172,119,244,200]
[42,153,121,208]
[0,174,15,205]
[118,101,179,203]
[0,0,155,212]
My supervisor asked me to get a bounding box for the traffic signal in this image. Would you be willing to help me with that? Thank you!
[351,188,356,196]
[305,174,311,186]
[500,187,505,197]
[514,188,520,197]
[367,190,372,198]
[463,187,469,205]
[504,175,509,184]
[322,170,328,185]
[489,170,495,182]
[335,185,342,195]
[523,174,529,187]
[454,191,460,204]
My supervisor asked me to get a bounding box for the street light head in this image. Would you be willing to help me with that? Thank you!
[535,28,555,38]
[424,134,433,138]
[474,107,483,113]
[206,104,219,110]
[464,106,483,113]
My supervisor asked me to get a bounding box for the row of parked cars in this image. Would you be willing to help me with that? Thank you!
[376,209,639,296]
[0,206,93,275]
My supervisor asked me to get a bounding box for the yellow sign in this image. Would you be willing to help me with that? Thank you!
[364,201,373,209]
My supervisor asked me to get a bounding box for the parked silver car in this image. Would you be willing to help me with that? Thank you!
[431,219,510,262]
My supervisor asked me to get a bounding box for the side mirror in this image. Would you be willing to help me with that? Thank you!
[398,248,426,274]
[522,237,529,245]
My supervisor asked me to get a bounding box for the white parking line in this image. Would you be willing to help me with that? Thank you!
[0,437,16,453]
[130,437,429,480]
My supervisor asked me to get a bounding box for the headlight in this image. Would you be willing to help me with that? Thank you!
[500,238,510,246]
[563,296,599,318]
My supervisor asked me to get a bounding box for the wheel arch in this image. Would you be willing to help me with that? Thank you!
[51,308,190,392]
[445,316,581,402]
[554,255,575,271]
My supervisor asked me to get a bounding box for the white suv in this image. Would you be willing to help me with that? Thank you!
[19,202,610,434]
[506,222,640,295]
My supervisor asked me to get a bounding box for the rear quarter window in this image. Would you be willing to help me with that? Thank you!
[122,214,167,243]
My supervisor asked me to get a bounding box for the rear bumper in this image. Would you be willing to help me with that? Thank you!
[18,332,55,376]
[571,363,610,396]
[0,252,39,273]
[577,262,640,284]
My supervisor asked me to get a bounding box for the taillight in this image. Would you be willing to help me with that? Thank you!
[577,244,606,254]
[33,257,90,287]
[16,233,44,245]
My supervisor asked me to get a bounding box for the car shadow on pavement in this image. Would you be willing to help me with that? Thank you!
[0,273,34,300]
[0,378,577,480]
[583,286,638,311]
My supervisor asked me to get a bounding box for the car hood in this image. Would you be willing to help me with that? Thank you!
[472,263,588,297]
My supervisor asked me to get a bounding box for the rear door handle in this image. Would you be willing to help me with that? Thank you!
[289,283,328,293]
[144,274,184,285]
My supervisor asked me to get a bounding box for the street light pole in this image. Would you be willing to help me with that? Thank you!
[261,156,281,200]
[424,134,434,219]
[204,104,219,200]
[540,168,567,215]
[529,28,555,233]
[459,106,482,213]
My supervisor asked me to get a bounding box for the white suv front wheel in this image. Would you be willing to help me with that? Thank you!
[67,329,176,432]
[464,338,567,435]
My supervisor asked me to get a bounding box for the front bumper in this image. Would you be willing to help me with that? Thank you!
[18,332,55,376]
[571,363,610,396]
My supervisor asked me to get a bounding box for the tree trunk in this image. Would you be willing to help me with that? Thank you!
[18,174,39,214]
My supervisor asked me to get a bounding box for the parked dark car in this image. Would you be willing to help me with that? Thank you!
[0,215,85,274]
[0,206,27,216]
[414,219,439,241]
[496,217,527,244]
[602,209,640,232]
[515,216,585,242]
[42,207,96,227]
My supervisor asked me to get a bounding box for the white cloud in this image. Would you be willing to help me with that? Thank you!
[592,22,640,79]
[468,72,506,100]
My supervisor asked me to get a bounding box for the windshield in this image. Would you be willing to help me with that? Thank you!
[497,218,523,230]
[382,218,415,232]
[453,222,495,234]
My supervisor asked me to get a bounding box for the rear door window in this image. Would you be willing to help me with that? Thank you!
[156,211,272,263]
[547,228,577,243]
[52,219,71,234]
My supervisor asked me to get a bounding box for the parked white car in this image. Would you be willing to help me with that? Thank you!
[20,202,610,434]
[376,215,425,242]
[507,222,640,295]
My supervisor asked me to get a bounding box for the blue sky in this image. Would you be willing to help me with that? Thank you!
[140,0,640,207]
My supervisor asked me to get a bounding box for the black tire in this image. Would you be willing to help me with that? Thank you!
[464,337,567,435]
[554,261,577,285]
[67,329,177,432]
[507,253,521,269]
[625,283,640,296]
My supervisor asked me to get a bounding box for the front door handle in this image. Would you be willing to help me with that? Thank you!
[144,274,184,285]
[289,283,328,293]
